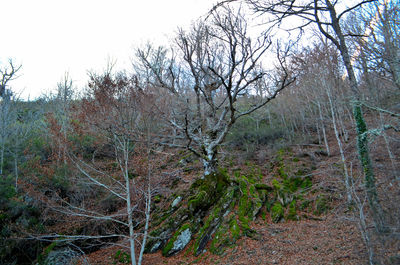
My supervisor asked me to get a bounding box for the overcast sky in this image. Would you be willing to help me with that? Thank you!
[1,0,219,99]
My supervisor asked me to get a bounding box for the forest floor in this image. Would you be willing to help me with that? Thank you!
[86,216,365,265]
[82,132,386,265]
[75,109,400,265]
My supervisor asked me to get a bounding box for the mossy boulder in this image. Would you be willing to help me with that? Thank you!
[188,191,208,212]
[286,200,298,221]
[162,223,192,257]
[145,167,270,257]
[267,149,316,223]
[193,186,237,256]
[145,153,317,258]
[271,202,284,222]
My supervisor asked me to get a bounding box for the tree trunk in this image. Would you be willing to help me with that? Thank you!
[203,154,218,177]
[327,89,352,203]
[326,2,386,233]
[126,176,136,265]
[14,152,18,191]
[381,5,400,90]
[0,141,4,176]
[317,101,330,156]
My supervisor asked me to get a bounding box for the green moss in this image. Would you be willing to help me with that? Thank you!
[260,208,267,221]
[210,223,229,255]
[191,185,238,255]
[275,174,312,194]
[277,166,288,179]
[238,214,253,236]
[154,195,162,203]
[254,183,272,191]
[249,185,256,197]
[272,179,281,190]
[220,187,237,210]
[188,191,208,212]
[271,202,284,223]
[239,176,248,191]
[301,177,312,190]
[299,200,311,211]
[286,200,297,220]
[151,211,171,227]
[282,177,297,193]
[258,189,267,202]
[209,215,243,255]
[277,148,285,161]
[236,178,253,234]
[229,218,240,240]
[238,190,249,217]
[193,206,221,253]
[113,250,131,264]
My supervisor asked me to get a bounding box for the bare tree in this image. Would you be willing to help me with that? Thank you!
[355,0,400,89]
[43,71,157,265]
[0,59,21,98]
[55,73,74,165]
[137,7,294,176]
[0,60,21,175]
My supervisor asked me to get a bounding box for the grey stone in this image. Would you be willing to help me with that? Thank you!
[171,196,182,208]
[171,228,191,254]
[150,241,162,253]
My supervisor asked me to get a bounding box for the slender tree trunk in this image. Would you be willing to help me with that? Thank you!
[203,151,218,177]
[317,101,330,156]
[0,141,4,176]
[379,113,397,179]
[327,89,352,203]
[14,151,18,191]
[316,120,322,145]
[127,179,136,265]
[120,138,136,265]
[138,172,151,265]
[337,107,349,142]
[138,133,152,265]
[356,197,376,265]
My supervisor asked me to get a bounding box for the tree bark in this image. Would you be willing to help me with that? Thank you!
[324,0,386,233]
[327,88,352,203]
[202,145,218,177]
[317,101,330,156]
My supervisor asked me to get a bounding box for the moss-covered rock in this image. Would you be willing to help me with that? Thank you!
[286,200,298,221]
[162,223,192,257]
[188,191,208,212]
[271,202,284,223]
[145,156,315,258]
[193,186,237,256]
[267,149,316,223]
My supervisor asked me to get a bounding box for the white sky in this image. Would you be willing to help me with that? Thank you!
[1,0,219,99]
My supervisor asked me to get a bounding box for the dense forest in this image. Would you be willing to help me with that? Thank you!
[1,0,399,264]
